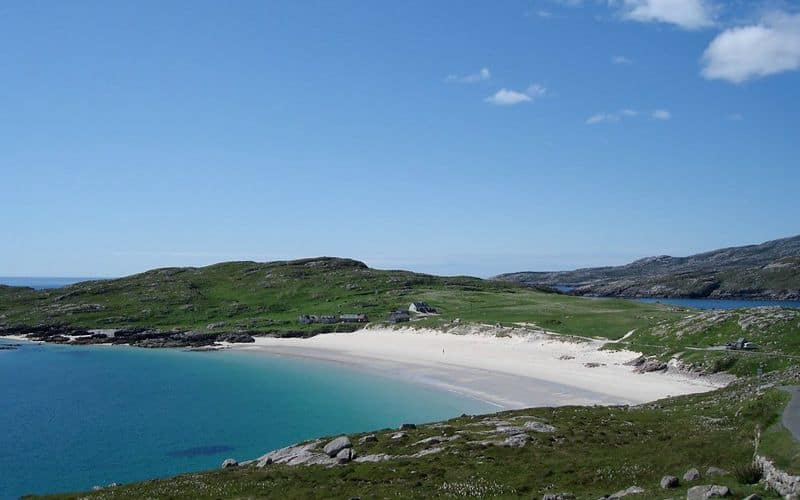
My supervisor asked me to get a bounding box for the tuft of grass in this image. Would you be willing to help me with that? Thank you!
[733,462,763,485]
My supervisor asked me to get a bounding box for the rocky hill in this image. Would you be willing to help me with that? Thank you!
[495,235,800,300]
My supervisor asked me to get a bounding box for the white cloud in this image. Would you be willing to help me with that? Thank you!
[616,0,716,30]
[485,84,547,106]
[652,109,672,120]
[586,113,621,124]
[536,9,553,18]
[485,89,532,106]
[620,108,639,116]
[612,55,633,64]
[701,11,800,83]
[446,67,491,83]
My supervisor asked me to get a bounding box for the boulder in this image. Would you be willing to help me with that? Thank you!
[686,485,730,499]
[323,436,352,457]
[399,423,416,430]
[524,420,556,433]
[336,447,356,464]
[660,475,679,489]
[542,494,575,500]
[684,468,701,481]
[706,467,728,477]
[359,434,377,444]
[390,432,407,440]
[221,458,238,469]
[742,495,761,500]
[633,357,668,373]
[503,433,530,448]
[609,486,645,498]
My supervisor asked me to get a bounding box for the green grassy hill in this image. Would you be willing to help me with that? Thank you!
[608,307,800,377]
[0,257,685,339]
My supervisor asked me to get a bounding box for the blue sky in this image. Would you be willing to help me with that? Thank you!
[1,0,799,277]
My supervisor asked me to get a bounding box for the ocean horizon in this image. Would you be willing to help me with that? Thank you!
[0,338,493,499]
[0,277,102,290]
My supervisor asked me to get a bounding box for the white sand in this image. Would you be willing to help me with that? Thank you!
[231,326,727,410]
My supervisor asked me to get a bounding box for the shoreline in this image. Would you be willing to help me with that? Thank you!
[227,326,729,410]
[2,326,731,410]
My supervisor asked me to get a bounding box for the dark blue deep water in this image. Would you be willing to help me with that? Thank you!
[635,297,800,310]
[0,340,492,499]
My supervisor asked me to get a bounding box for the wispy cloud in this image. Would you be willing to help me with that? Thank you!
[612,55,633,64]
[652,109,672,120]
[446,67,491,83]
[586,108,670,124]
[701,11,800,83]
[485,83,547,106]
[727,113,744,121]
[615,0,716,30]
[586,113,621,125]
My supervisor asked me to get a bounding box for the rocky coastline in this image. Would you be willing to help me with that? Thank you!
[0,323,257,348]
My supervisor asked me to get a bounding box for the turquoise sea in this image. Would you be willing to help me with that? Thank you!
[0,339,493,499]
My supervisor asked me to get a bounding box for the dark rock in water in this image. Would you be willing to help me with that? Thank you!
[323,436,352,457]
[399,423,417,430]
[221,458,238,469]
[0,343,21,350]
[660,475,679,489]
[684,467,701,481]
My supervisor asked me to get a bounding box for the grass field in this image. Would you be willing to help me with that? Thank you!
[0,257,685,340]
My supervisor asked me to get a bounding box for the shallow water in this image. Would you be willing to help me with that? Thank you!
[0,339,492,499]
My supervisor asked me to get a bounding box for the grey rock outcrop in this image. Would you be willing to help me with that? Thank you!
[221,458,238,469]
[705,467,727,477]
[323,436,352,457]
[756,455,800,496]
[359,434,377,444]
[336,448,356,463]
[542,494,575,500]
[683,468,701,481]
[608,485,644,498]
[660,475,679,489]
[255,440,337,467]
[686,485,730,499]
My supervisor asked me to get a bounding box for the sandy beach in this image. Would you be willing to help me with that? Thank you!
[230,326,729,410]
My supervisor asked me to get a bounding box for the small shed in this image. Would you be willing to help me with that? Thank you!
[388,310,410,323]
[340,313,369,323]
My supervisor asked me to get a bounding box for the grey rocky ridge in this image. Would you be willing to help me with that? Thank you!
[495,235,800,300]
